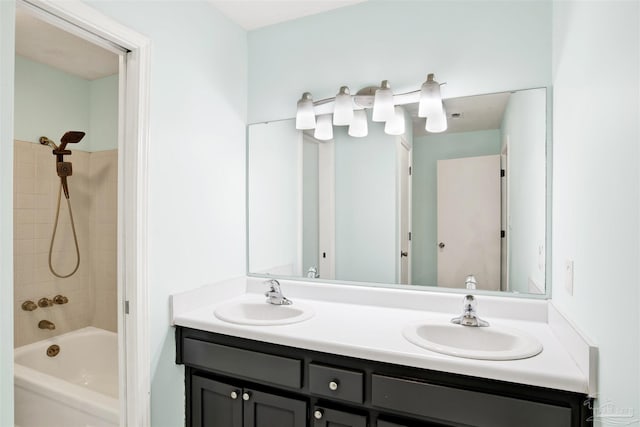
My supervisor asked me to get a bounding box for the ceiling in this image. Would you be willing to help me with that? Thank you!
[408,92,512,137]
[209,0,366,30]
[15,8,119,81]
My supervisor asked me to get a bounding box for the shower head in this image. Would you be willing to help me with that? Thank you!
[39,136,59,151]
[59,131,85,151]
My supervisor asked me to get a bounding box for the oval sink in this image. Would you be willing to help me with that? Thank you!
[214,298,314,326]
[403,322,542,360]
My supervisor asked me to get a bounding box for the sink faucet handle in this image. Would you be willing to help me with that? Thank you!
[264,279,292,305]
[464,275,477,290]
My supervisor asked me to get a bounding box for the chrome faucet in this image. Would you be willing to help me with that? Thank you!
[451,275,489,327]
[38,320,56,330]
[306,266,319,278]
[264,279,292,305]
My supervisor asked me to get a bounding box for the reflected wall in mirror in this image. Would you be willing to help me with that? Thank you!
[248,88,547,295]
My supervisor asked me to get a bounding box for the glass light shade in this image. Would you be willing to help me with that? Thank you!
[372,80,395,122]
[418,74,443,118]
[333,86,353,126]
[348,110,368,137]
[296,92,316,130]
[384,106,405,136]
[425,104,448,133]
[314,114,334,141]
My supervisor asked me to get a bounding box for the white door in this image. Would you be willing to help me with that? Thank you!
[318,139,335,280]
[397,139,411,284]
[437,155,501,290]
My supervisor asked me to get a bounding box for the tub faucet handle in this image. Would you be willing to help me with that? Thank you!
[38,298,54,308]
[53,295,69,305]
[38,320,56,330]
[21,300,38,311]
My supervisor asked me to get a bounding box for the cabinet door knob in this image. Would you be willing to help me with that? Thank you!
[230,391,238,400]
[313,409,323,420]
[439,242,445,249]
[242,392,251,401]
[328,380,339,391]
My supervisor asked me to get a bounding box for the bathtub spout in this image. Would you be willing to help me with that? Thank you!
[38,320,55,330]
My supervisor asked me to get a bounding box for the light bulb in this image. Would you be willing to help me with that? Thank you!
[384,106,405,136]
[333,86,353,126]
[425,104,448,133]
[348,110,368,137]
[372,80,395,122]
[296,92,316,130]
[314,114,334,140]
[418,73,443,118]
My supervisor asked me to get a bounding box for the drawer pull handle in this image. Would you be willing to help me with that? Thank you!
[242,392,251,401]
[314,409,324,420]
[230,391,238,400]
[328,380,339,391]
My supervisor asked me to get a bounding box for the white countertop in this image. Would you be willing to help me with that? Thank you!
[172,276,595,396]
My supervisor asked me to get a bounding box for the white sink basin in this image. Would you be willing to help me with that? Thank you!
[214,297,314,326]
[403,322,543,360]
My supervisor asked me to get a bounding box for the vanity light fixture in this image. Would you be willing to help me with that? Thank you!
[384,106,406,136]
[314,114,333,141]
[372,80,395,122]
[332,86,354,126]
[426,103,448,133]
[348,109,368,137]
[295,73,447,137]
[296,92,316,130]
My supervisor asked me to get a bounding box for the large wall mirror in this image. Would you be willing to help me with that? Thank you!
[248,87,548,296]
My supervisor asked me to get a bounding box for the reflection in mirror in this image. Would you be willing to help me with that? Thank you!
[248,88,547,295]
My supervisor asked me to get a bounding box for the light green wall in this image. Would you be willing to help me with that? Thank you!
[0,2,15,426]
[14,55,118,152]
[89,74,119,151]
[85,2,248,426]
[248,1,552,123]
[412,130,501,285]
[552,1,639,424]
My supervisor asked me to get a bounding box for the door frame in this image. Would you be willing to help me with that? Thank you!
[7,1,151,425]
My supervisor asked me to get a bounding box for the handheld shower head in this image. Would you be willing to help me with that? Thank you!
[59,131,85,151]
[39,136,59,151]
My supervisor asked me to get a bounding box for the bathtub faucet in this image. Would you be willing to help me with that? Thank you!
[38,320,55,330]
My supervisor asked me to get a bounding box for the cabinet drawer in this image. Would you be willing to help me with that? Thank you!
[309,363,364,404]
[183,338,302,389]
[371,374,572,427]
[313,406,367,427]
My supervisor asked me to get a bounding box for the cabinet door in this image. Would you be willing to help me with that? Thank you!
[191,375,242,427]
[313,406,367,427]
[243,388,307,427]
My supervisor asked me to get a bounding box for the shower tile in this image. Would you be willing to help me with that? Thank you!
[14,222,35,240]
[15,194,36,209]
[14,209,35,225]
[14,239,35,255]
[15,177,35,195]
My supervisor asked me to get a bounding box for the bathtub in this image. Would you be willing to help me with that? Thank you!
[14,326,119,427]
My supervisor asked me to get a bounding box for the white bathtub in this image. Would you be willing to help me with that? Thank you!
[14,326,119,427]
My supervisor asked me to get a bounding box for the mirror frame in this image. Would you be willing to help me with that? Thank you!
[245,87,552,300]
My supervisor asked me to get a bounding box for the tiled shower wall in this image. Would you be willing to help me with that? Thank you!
[13,140,117,347]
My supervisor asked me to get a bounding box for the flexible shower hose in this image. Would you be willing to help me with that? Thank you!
[48,182,80,278]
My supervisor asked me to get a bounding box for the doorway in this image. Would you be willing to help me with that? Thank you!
[5,1,151,426]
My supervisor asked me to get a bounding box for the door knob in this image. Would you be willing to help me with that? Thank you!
[313,409,323,420]
[328,380,339,391]
[242,392,251,401]
[438,242,445,249]
[230,391,238,400]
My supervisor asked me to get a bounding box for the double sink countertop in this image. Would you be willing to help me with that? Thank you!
[171,276,596,396]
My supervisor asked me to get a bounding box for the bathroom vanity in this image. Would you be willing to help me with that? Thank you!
[176,326,590,427]
[172,278,596,427]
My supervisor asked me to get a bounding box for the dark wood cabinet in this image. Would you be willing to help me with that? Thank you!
[312,406,367,427]
[177,327,592,427]
[191,375,307,427]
